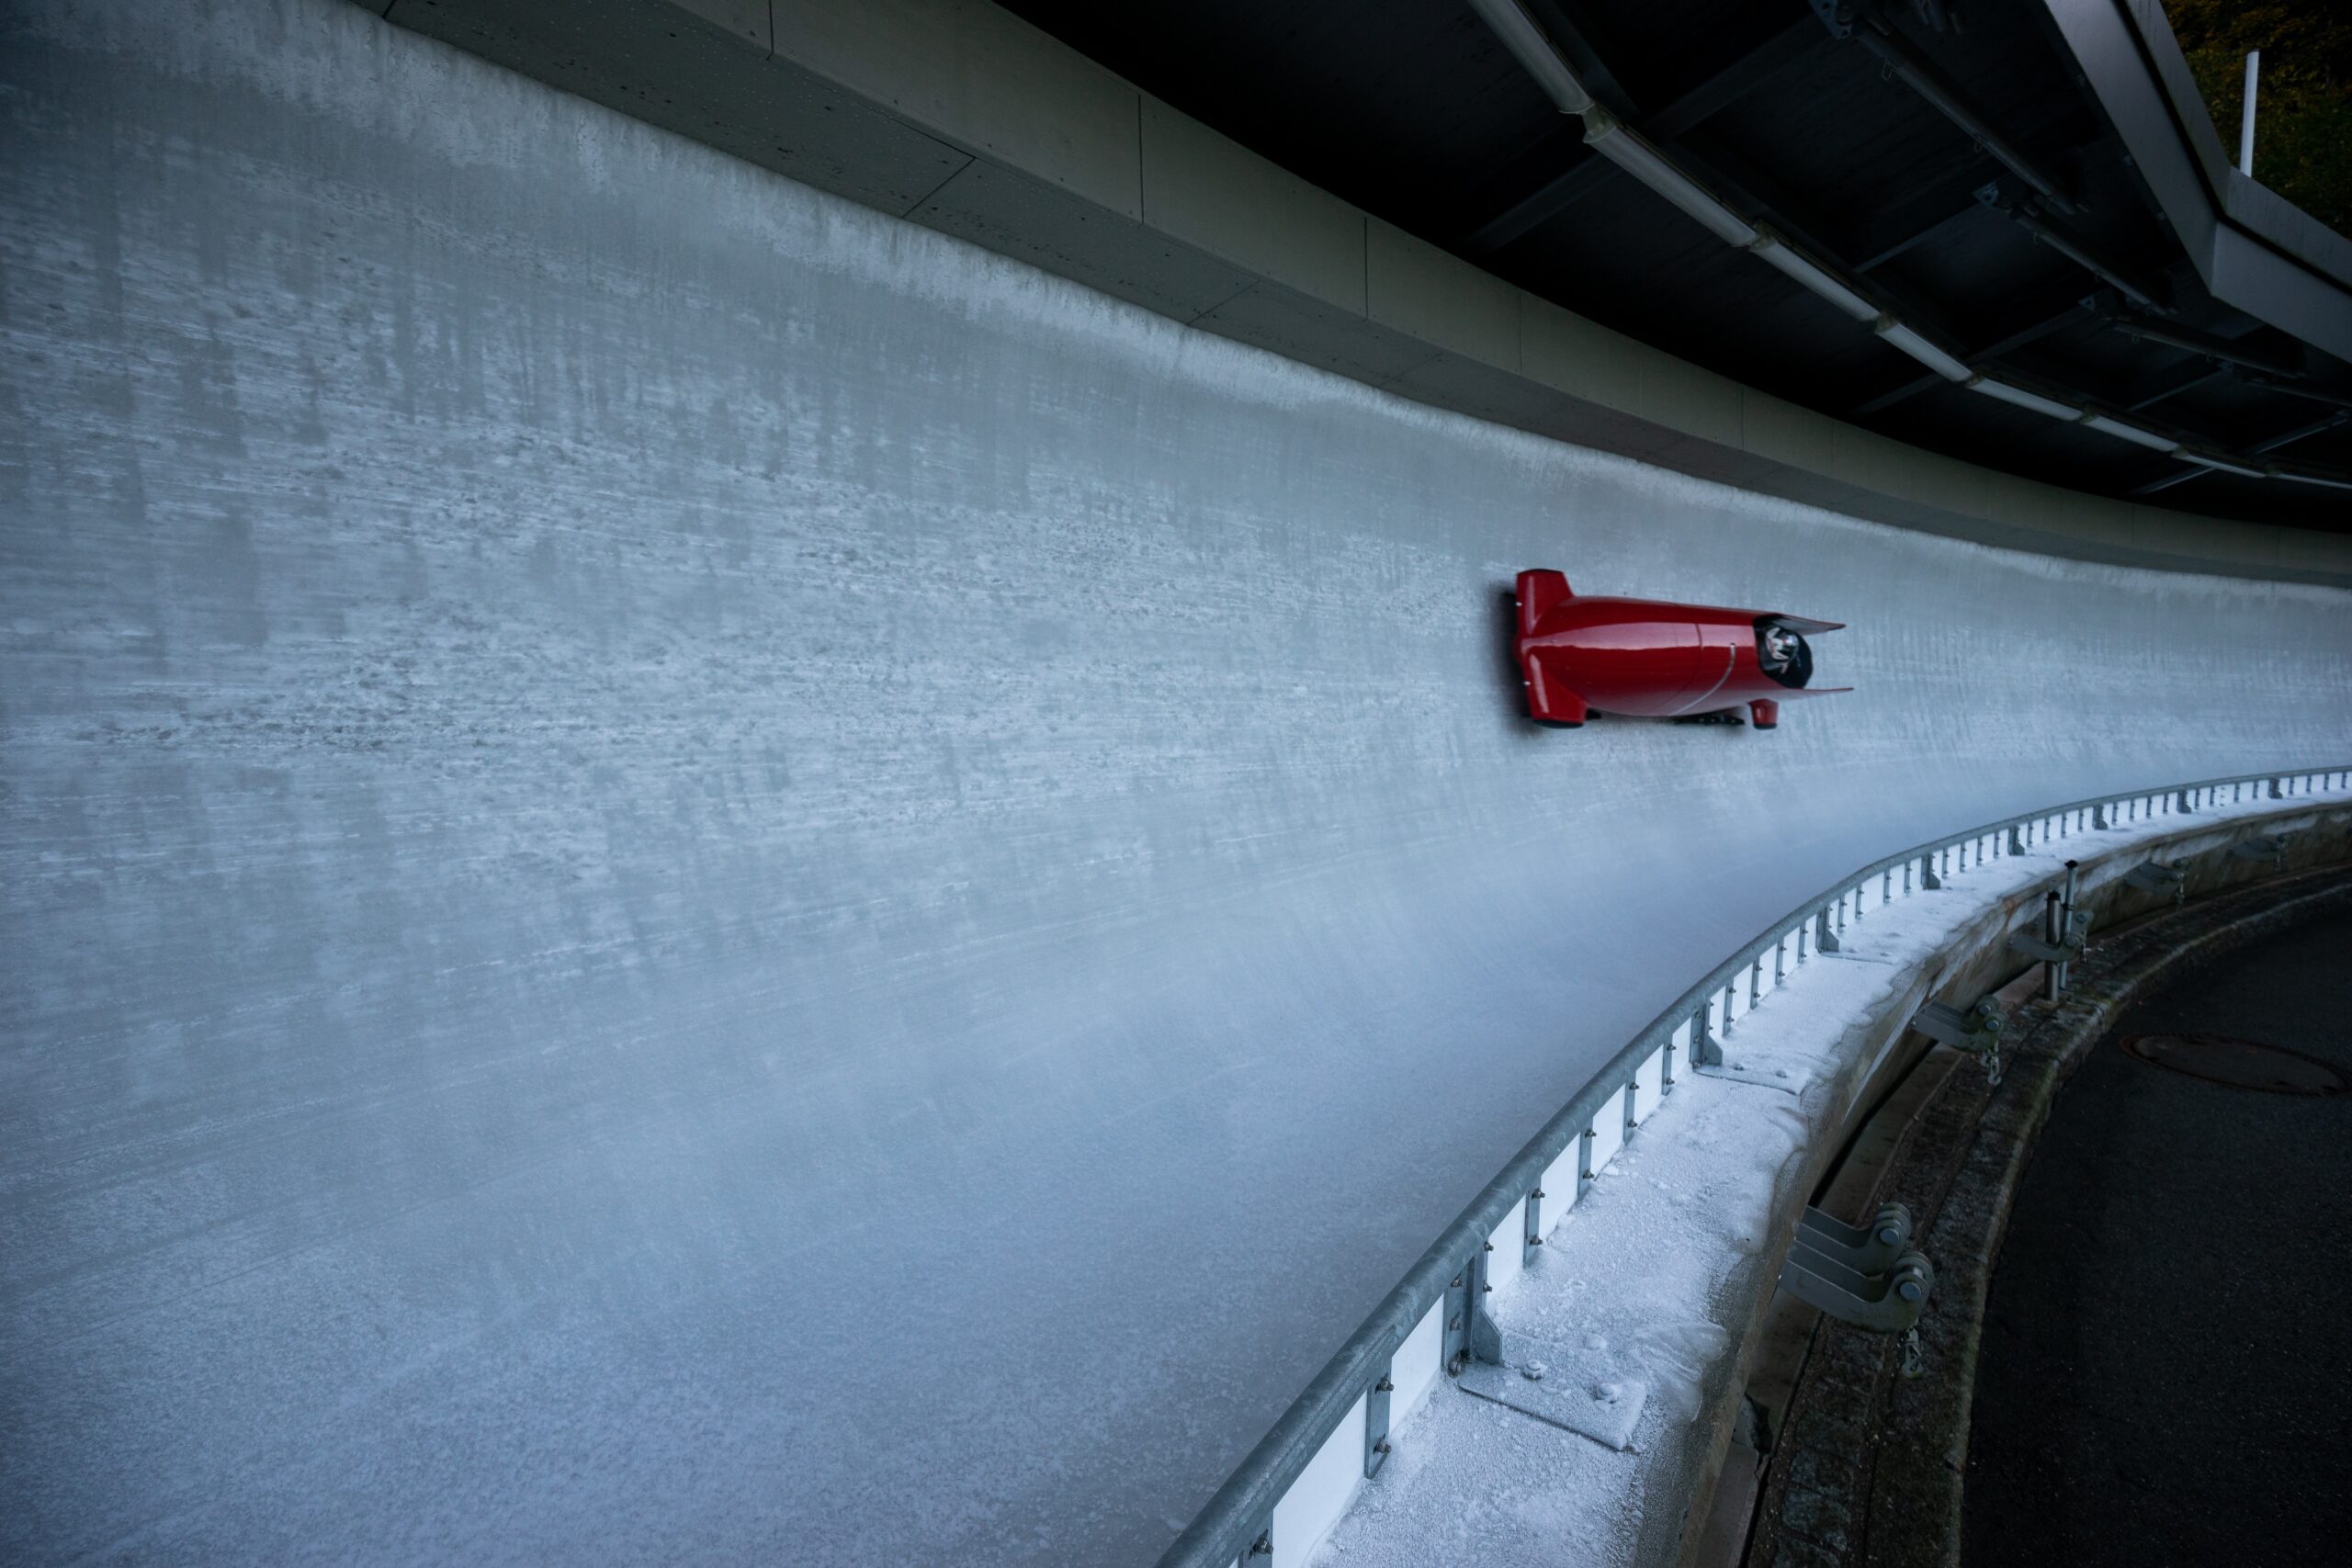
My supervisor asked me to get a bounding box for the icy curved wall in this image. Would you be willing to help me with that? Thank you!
[1,2,2346,1562]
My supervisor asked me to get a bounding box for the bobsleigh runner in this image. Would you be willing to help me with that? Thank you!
[1512,570,1849,730]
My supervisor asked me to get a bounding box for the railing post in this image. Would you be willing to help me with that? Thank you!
[1440,1268,1468,1377]
[2056,861,2080,991]
[1364,1362,1395,1478]
[1816,905,1841,953]
[2040,892,2064,1002]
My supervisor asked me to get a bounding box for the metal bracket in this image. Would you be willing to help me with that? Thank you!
[2174,789,2195,814]
[1815,904,1842,953]
[2231,833,2288,867]
[1796,1202,1914,1273]
[2268,776,2284,800]
[2126,860,2188,902]
[2092,803,2109,829]
[1779,1235,1935,1335]
[2007,922,2086,964]
[2010,871,2091,962]
[1918,852,1941,890]
[2007,824,2025,855]
[1522,1188,1544,1269]
[1805,0,1857,39]
[1467,1243,1504,1367]
[1438,1245,1505,1375]
[1441,1269,1471,1378]
[1690,1003,1721,1067]
[1363,1364,1395,1479]
[1912,996,2005,1055]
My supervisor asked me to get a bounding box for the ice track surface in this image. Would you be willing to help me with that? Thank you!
[3,3,2349,1563]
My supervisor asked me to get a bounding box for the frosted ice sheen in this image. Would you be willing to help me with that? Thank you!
[0,3,2346,1564]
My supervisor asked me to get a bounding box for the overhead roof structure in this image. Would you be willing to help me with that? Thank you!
[997,0,2352,528]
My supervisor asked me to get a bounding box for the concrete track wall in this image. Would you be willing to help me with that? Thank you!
[1,3,2346,1563]
[368,0,2352,584]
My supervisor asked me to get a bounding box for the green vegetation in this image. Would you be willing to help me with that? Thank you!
[2162,0,2352,236]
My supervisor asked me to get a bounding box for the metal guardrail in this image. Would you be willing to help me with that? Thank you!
[1159,765,2350,1567]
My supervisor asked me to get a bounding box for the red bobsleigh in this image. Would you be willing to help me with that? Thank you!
[1513,570,1849,729]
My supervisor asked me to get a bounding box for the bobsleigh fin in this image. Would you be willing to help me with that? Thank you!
[1516,570,1574,637]
[1767,615,1843,635]
[1777,685,1853,698]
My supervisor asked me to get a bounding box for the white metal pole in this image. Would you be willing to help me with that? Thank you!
[2239,51,2260,175]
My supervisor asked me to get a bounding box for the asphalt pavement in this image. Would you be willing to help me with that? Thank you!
[1965,908,2352,1567]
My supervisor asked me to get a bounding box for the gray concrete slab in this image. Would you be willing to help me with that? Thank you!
[913,156,1257,324]
[1190,276,1445,389]
[388,0,976,218]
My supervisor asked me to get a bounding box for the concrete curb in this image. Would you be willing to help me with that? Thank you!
[1741,862,2352,1568]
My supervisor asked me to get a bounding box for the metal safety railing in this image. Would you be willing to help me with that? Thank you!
[1159,765,2350,1567]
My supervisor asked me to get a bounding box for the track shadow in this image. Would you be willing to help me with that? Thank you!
[1494,585,1533,729]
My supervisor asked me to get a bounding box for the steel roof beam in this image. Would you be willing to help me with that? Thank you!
[2129,410,2350,496]
[1851,295,2100,415]
[2124,362,2233,412]
[1464,159,1612,255]
[1515,0,1634,116]
[2235,376,2352,413]
[1462,15,1825,255]
[1466,2,2352,493]
[2105,314,2303,379]
[1670,129,1970,338]
[1645,17,1826,141]
[1810,0,2083,212]
[1990,194,2171,312]
[1849,175,1995,272]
